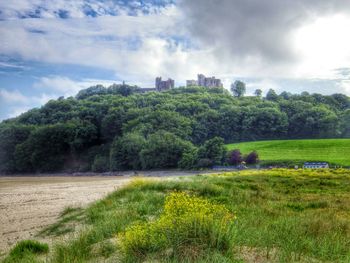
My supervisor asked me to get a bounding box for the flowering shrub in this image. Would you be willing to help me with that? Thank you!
[119,192,236,260]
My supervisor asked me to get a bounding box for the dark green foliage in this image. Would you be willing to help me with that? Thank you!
[178,147,199,169]
[123,109,192,139]
[69,120,98,153]
[341,109,350,137]
[11,121,98,172]
[198,137,226,165]
[0,124,32,173]
[76,83,141,100]
[2,240,49,263]
[140,131,195,169]
[9,240,48,256]
[0,85,349,173]
[110,132,146,170]
[101,107,125,141]
[231,80,246,97]
[266,88,279,101]
[254,89,262,97]
[15,124,72,172]
[92,155,109,172]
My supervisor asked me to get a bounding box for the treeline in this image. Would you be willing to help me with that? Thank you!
[0,84,349,173]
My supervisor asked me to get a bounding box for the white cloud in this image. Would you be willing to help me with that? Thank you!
[246,79,282,96]
[293,14,350,79]
[0,88,54,119]
[339,80,350,94]
[34,76,116,96]
[0,76,122,120]
[0,62,28,70]
[0,0,114,19]
[0,5,196,86]
[7,106,33,118]
[0,89,28,103]
[0,0,170,20]
[1,0,350,112]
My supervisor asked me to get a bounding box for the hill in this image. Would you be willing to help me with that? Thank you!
[0,84,349,173]
[227,138,350,166]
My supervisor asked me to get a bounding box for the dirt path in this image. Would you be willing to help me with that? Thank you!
[0,176,130,253]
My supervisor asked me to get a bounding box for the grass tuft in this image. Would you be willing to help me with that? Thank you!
[2,240,48,263]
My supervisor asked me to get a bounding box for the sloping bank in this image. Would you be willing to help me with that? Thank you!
[2,169,350,262]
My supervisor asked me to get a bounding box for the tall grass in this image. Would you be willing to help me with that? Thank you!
[5,169,350,262]
[2,240,48,263]
[119,191,237,262]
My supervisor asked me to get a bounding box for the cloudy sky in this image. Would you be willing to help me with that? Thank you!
[1,0,350,120]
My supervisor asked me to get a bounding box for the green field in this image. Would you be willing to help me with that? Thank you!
[226,138,350,166]
[3,169,350,262]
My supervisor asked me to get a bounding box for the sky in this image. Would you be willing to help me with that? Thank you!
[1,0,350,120]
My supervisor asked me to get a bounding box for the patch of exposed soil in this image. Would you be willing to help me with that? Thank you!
[0,176,130,253]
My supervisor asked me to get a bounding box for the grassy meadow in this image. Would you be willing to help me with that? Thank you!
[226,138,350,167]
[3,169,350,262]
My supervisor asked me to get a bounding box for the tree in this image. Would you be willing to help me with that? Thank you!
[266,89,279,101]
[243,107,288,140]
[254,89,262,97]
[92,155,109,172]
[280,91,291,100]
[101,108,125,141]
[178,148,199,169]
[341,109,350,136]
[245,151,259,164]
[140,131,194,169]
[123,110,192,140]
[75,85,108,100]
[69,121,98,153]
[0,124,33,173]
[198,137,226,165]
[227,149,242,165]
[1,82,349,173]
[110,132,146,170]
[331,93,350,110]
[192,110,221,144]
[14,123,77,172]
[231,80,246,97]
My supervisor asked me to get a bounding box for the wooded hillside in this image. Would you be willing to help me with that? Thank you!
[0,84,349,173]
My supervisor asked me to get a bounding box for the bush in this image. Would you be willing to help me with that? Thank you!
[227,149,242,165]
[119,192,236,261]
[245,151,259,164]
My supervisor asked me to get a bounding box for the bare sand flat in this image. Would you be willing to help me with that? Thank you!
[0,176,130,253]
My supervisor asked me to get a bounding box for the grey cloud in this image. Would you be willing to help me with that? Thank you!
[334,68,350,79]
[180,0,350,66]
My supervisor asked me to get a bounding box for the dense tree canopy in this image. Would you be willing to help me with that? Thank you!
[231,80,246,97]
[0,84,349,173]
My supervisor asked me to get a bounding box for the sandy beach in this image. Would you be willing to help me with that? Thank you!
[0,176,130,252]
